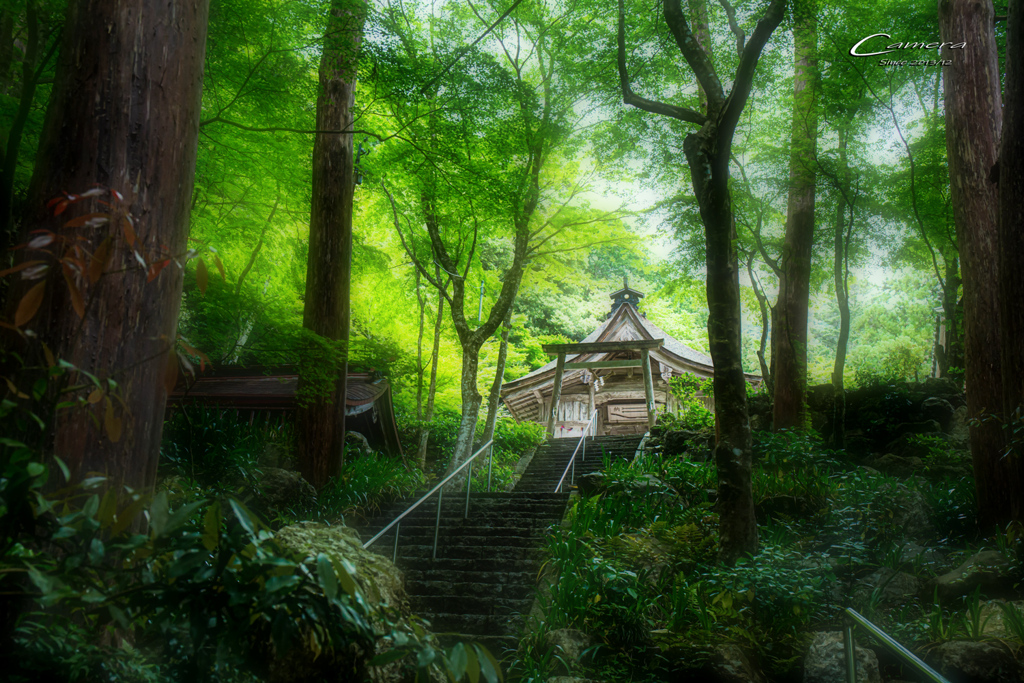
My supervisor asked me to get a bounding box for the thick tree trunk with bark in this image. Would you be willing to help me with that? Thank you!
[939,0,1007,530]
[296,0,365,490]
[7,0,209,492]
[686,132,758,563]
[997,0,1024,522]
[773,0,816,431]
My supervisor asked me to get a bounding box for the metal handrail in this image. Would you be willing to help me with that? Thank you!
[843,608,951,683]
[554,410,598,493]
[362,439,494,561]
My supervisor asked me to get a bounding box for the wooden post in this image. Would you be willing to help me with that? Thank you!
[588,380,596,436]
[641,349,656,429]
[547,353,566,438]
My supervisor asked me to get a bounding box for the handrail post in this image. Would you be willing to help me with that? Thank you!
[843,621,857,683]
[465,461,473,519]
[571,454,576,486]
[432,488,443,560]
[393,522,400,564]
[487,443,493,492]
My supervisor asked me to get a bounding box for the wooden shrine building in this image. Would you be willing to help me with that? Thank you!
[500,282,759,437]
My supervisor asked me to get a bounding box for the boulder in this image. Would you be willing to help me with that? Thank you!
[851,568,921,611]
[926,640,1024,683]
[663,430,714,458]
[883,486,935,543]
[712,644,765,683]
[755,494,820,522]
[804,632,880,683]
[868,453,924,478]
[576,472,607,496]
[276,522,408,613]
[899,541,944,568]
[250,467,317,517]
[921,397,956,431]
[921,377,962,398]
[267,523,420,683]
[979,600,1024,638]
[949,405,971,448]
[543,629,593,674]
[933,550,1019,602]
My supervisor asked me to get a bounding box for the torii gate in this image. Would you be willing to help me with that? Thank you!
[541,338,665,438]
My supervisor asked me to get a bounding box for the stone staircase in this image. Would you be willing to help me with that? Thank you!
[355,434,644,657]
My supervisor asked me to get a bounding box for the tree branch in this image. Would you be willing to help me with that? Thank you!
[617,0,706,125]
[719,0,786,140]
[663,0,726,109]
[717,0,746,56]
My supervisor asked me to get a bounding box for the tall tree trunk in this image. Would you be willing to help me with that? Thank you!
[618,0,784,563]
[296,0,365,490]
[685,130,758,565]
[773,0,817,431]
[939,0,1007,530]
[482,309,512,446]
[416,285,445,468]
[831,124,852,449]
[997,0,1024,523]
[5,0,209,492]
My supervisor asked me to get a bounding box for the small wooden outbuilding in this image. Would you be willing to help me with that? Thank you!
[167,366,403,455]
[500,282,759,437]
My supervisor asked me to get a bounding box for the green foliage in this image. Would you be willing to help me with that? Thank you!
[753,429,840,471]
[317,455,427,522]
[160,402,289,491]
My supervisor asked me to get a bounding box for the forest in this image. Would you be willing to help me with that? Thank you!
[0,0,1022,681]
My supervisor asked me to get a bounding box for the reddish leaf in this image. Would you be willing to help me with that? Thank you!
[14,281,45,327]
[0,260,45,278]
[53,200,69,216]
[164,350,179,394]
[112,189,124,202]
[64,212,110,229]
[28,233,55,249]
[121,215,137,247]
[62,264,85,319]
[89,237,113,284]
[214,253,226,281]
[104,399,122,443]
[147,258,170,283]
[88,388,103,404]
[196,258,208,295]
[46,195,65,209]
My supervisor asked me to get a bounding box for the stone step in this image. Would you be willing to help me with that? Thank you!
[406,579,537,600]
[399,556,541,573]
[397,544,545,561]
[412,593,533,615]
[425,612,527,637]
